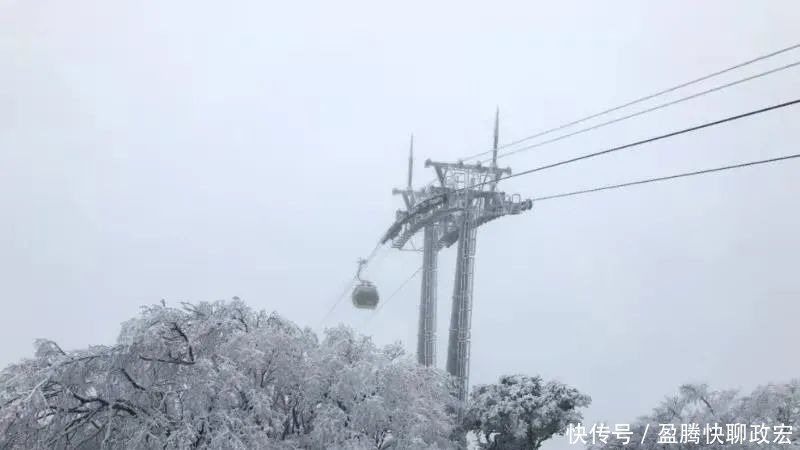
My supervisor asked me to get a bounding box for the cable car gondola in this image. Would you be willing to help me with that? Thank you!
[352,258,379,309]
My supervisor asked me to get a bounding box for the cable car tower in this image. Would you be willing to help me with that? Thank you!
[380,110,533,402]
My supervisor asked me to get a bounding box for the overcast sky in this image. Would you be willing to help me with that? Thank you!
[2,1,800,448]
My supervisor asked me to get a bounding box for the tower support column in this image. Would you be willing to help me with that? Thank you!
[417,224,438,367]
[446,207,478,403]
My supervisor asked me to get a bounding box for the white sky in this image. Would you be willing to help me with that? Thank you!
[2,1,800,448]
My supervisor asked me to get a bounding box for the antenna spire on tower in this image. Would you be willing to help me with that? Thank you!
[408,134,414,190]
[492,107,500,168]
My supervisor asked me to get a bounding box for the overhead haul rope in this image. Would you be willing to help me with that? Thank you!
[479,60,800,164]
[530,152,800,202]
[454,98,800,193]
[461,43,800,162]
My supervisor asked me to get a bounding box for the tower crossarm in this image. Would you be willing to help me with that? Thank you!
[425,159,511,190]
[381,191,449,244]
[424,159,511,176]
[475,197,533,226]
[384,187,531,245]
[438,195,532,248]
[389,205,460,249]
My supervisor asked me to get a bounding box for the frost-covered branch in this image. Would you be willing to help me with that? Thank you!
[0,299,460,450]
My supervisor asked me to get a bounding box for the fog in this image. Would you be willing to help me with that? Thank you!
[2,1,800,448]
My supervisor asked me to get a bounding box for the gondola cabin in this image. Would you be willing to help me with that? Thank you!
[351,258,379,309]
[352,281,379,309]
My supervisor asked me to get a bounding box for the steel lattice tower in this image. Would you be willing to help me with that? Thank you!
[382,111,532,402]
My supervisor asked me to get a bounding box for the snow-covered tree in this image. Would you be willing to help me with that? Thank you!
[463,374,591,450]
[0,299,458,450]
[588,381,800,450]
